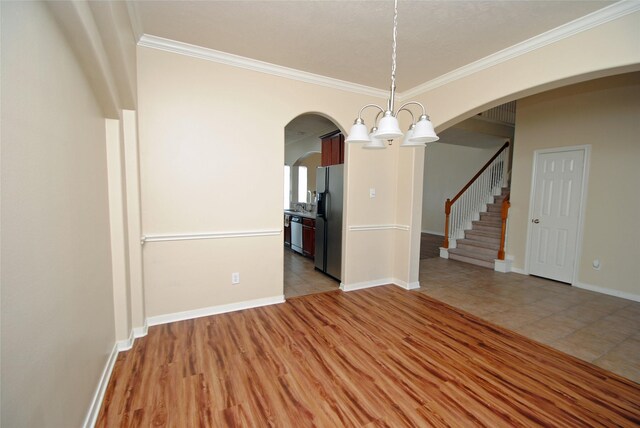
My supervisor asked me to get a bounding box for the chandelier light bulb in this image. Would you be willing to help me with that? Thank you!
[374,112,403,140]
[345,120,371,143]
[410,115,439,143]
[363,128,386,149]
[400,125,425,147]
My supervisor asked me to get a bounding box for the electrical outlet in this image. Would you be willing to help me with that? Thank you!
[231,272,240,284]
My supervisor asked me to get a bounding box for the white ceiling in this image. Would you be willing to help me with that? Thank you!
[132,0,614,91]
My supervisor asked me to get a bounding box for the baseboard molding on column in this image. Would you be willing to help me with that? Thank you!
[340,278,419,291]
[340,279,394,292]
[393,279,420,290]
[439,247,449,259]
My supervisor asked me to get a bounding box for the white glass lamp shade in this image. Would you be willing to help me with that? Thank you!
[363,130,386,149]
[400,127,425,147]
[410,115,439,143]
[345,121,371,143]
[374,112,403,140]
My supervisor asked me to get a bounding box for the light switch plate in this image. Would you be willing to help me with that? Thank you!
[369,188,376,198]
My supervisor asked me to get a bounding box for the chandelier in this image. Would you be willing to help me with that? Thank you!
[345,0,439,149]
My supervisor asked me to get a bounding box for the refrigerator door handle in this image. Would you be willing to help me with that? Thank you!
[325,192,330,221]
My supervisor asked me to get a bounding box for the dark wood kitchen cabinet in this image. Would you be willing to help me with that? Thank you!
[320,131,344,166]
[284,215,291,247]
[302,217,315,258]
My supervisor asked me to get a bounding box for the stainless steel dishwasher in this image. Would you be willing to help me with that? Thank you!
[290,216,303,254]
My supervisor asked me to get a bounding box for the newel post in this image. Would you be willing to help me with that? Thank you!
[498,197,510,260]
[443,199,451,249]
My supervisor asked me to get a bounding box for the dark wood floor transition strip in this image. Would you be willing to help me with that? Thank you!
[97,286,640,427]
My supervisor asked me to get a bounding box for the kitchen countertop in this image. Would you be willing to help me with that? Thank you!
[284,210,316,220]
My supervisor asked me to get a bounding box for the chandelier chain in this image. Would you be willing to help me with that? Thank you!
[345,0,438,146]
[390,0,398,112]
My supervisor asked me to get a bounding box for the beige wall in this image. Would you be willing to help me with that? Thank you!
[421,143,499,234]
[403,10,640,282]
[509,73,640,298]
[137,9,640,307]
[137,46,395,316]
[1,2,116,426]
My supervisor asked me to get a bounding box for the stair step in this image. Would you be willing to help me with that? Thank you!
[456,241,499,258]
[487,204,502,213]
[457,238,500,251]
[493,197,507,205]
[448,249,495,269]
[465,230,501,244]
[480,212,502,223]
[471,222,502,235]
[501,187,510,196]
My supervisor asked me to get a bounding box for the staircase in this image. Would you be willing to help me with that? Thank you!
[448,187,509,269]
[442,141,512,270]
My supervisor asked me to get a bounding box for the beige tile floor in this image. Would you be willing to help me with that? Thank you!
[418,257,640,384]
[283,248,339,298]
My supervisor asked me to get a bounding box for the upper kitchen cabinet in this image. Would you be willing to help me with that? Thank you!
[320,131,344,166]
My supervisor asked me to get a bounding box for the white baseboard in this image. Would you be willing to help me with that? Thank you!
[439,247,449,259]
[116,330,135,352]
[340,278,394,291]
[394,279,421,290]
[340,278,420,291]
[421,229,444,236]
[133,322,148,339]
[574,281,640,303]
[116,321,149,352]
[83,344,119,428]
[147,295,285,327]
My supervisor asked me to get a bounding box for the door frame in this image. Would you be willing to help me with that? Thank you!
[523,144,591,285]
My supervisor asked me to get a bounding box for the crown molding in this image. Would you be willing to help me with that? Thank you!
[399,1,640,100]
[137,2,638,102]
[138,34,389,99]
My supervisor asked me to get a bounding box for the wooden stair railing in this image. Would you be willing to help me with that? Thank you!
[443,141,510,249]
[498,193,510,260]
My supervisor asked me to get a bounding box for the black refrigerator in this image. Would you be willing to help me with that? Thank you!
[314,164,343,281]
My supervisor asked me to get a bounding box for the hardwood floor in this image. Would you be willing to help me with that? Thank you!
[97,286,640,426]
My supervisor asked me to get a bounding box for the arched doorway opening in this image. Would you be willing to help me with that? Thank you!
[283,113,345,298]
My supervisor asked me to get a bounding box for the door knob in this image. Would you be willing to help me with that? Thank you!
[532,219,540,224]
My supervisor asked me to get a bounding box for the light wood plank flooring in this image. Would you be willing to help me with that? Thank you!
[97,285,640,426]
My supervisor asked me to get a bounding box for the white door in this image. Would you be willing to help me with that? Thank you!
[528,149,586,283]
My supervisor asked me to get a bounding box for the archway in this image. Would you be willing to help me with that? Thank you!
[283,113,345,299]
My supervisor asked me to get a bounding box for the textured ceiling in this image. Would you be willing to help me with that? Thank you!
[132,0,614,91]
[284,114,339,146]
